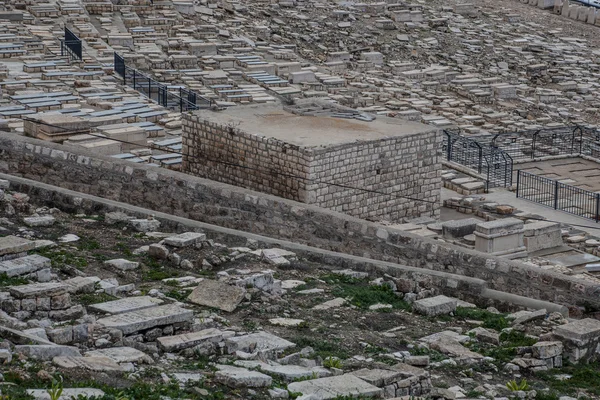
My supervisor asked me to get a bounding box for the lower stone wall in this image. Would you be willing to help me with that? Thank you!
[1,134,599,310]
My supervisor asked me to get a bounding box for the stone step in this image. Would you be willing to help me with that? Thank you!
[96,304,193,335]
[0,254,51,277]
[88,295,163,314]
[157,328,233,352]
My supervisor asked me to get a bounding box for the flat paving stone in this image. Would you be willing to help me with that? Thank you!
[89,296,163,314]
[97,304,193,335]
[157,328,232,352]
[287,373,383,399]
[0,254,50,277]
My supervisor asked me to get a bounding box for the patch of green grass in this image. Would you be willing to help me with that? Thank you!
[141,257,178,281]
[534,391,560,400]
[469,330,537,363]
[292,337,349,360]
[0,272,29,287]
[33,248,88,270]
[454,307,509,331]
[77,237,101,251]
[324,274,410,310]
[113,242,133,257]
[75,292,118,306]
[410,346,447,362]
[537,362,600,396]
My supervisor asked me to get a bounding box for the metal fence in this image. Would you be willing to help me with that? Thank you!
[61,27,82,61]
[516,170,600,222]
[442,130,513,189]
[113,52,212,112]
[485,125,600,162]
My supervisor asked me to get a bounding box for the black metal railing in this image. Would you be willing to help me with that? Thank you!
[442,130,513,189]
[516,170,600,222]
[61,27,82,61]
[113,52,212,112]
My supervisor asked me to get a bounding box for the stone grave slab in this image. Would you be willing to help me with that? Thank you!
[9,282,67,299]
[287,374,383,399]
[96,304,193,335]
[89,296,163,314]
[23,216,55,227]
[15,345,81,360]
[163,232,206,247]
[187,279,246,312]
[27,388,105,400]
[235,360,332,381]
[53,356,125,371]
[157,328,231,352]
[0,325,55,345]
[413,295,457,316]
[0,254,50,277]
[215,364,273,388]
[554,318,600,343]
[226,331,295,354]
[85,346,153,364]
[0,235,35,256]
[104,258,139,271]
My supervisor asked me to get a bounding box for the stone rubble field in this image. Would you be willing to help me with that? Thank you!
[0,181,600,400]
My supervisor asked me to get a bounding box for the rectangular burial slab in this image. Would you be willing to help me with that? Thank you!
[215,364,273,388]
[287,374,383,399]
[89,296,164,314]
[554,318,600,344]
[53,356,125,372]
[8,282,68,299]
[15,345,81,360]
[235,360,332,382]
[413,295,457,317]
[0,235,35,256]
[0,255,50,277]
[85,347,152,364]
[157,328,231,352]
[225,331,295,354]
[163,232,206,247]
[96,304,193,335]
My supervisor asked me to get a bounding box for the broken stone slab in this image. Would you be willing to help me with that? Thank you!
[27,388,105,400]
[281,280,305,289]
[468,327,500,345]
[428,336,483,360]
[235,360,332,382]
[96,304,193,335]
[215,364,273,388]
[0,235,35,256]
[313,298,347,310]
[23,216,55,227]
[333,269,369,279]
[226,331,295,355]
[187,279,246,312]
[130,218,161,232]
[532,341,563,359]
[512,309,547,325]
[104,258,139,271]
[172,373,204,384]
[349,368,404,387]
[553,318,600,344]
[88,296,164,314]
[287,374,383,399]
[9,282,67,299]
[441,218,480,239]
[413,295,457,316]
[53,356,126,372]
[63,276,97,294]
[163,232,206,247]
[269,318,306,327]
[85,347,153,364]
[0,254,50,277]
[261,248,296,265]
[0,325,55,345]
[15,345,81,360]
[157,328,232,352]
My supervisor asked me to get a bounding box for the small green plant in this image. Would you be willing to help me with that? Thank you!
[0,272,28,287]
[296,320,310,330]
[323,357,342,369]
[47,377,64,400]
[507,379,530,392]
[78,237,101,251]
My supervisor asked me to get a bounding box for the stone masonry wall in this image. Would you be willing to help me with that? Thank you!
[1,134,599,310]
[182,113,441,221]
[182,114,311,203]
[308,130,441,221]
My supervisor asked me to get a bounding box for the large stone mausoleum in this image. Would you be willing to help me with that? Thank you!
[182,103,441,221]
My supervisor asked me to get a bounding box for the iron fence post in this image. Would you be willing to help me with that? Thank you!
[180,88,183,113]
[516,170,520,198]
[596,193,600,223]
[133,70,136,89]
[554,180,559,210]
[532,130,538,159]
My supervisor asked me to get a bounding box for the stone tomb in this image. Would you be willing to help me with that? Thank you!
[523,221,563,253]
[96,304,193,335]
[553,318,600,363]
[89,295,164,314]
[474,218,527,259]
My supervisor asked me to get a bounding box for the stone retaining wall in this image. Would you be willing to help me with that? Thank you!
[1,134,599,310]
